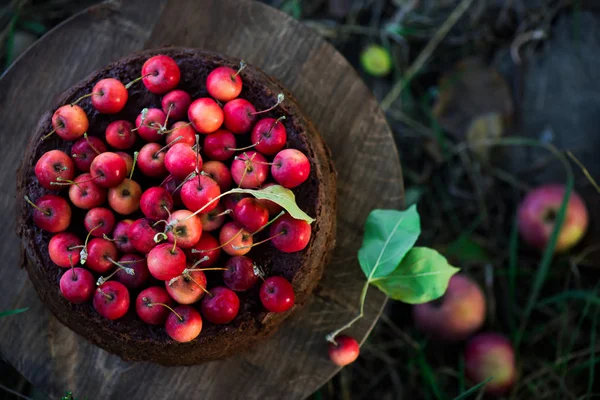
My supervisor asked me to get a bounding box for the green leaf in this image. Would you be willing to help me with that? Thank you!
[371,247,459,304]
[452,377,493,400]
[229,185,314,223]
[358,206,420,280]
[0,307,28,318]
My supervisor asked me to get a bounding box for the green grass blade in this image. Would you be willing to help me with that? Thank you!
[417,346,446,400]
[0,307,28,318]
[508,212,519,341]
[536,290,600,308]
[588,306,599,396]
[452,377,493,400]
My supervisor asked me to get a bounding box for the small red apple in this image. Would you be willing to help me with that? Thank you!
[465,332,516,395]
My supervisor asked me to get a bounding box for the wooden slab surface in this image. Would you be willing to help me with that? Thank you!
[0,0,404,399]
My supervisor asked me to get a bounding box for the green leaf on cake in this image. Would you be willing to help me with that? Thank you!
[229,185,314,223]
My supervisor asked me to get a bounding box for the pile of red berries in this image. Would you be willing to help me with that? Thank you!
[26,54,313,343]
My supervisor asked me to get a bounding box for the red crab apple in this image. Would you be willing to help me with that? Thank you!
[223,256,259,292]
[68,174,106,209]
[271,149,310,188]
[138,142,168,178]
[115,254,150,289]
[25,194,71,232]
[165,305,203,342]
[230,151,269,189]
[222,192,249,211]
[222,98,256,134]
[233,197,269,232]
[86,238,118,274]
[250,117,287,155]
[200,203,228,232]
[116,152,133,176]
[147,243,187,281]
[84,207,116,237]
[166,121,196,146]
[136,286,175,324]
[105,120,136,150]
[465,333,516,395]
[186,233,221,267]
[201,286,240,324]
[270,213,311,253]
[162,90,192,121]
[165,143,199,179]
[257,182,283,216]
[328,335,360,367]
[71,136,107,172]
[47,104,89,141]
[111,219,135,253]
[161,175,183,207]
[135,108,167,142]
[181,175,221,213]
[219,222,252,256]
[35,150,75,190]
[141,55,180,94]
[90,152,127,188]
[93,281,130,320]
[260,276,295,312]
[140,187,173,221]
[49,232,83,267]
[206,64,244,102]
[412,274,486,341]
[518,184,589,253]
[128,218,159,253]
[202,161,232,192]
[90,78,128,114]
[188,98,223,134]
[203,129,236,161]
[108,178,142,215]
[166,269,208,304]
[166,209,203,248]
[60,267,95,304]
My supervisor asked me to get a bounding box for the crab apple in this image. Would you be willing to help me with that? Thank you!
[206,65,243,102]
[203,129,236,161]
[223,256,259,292]
[186,233,220,267]
[250,117,287,155]
[161,175,183,206]
[60,267,95,304]
[93,281,130,320]
[271,149,310,188]
[166,121,196,146]
[259,276,295,313]
[116,152,134,176]
[91,78,128,114]
[181,175,221,214]
[147,243,186,281]
[112,219,135,253]
[166,210,202,249]
[165,305,203,342]
[68,174,106,209]
[200,203,228,232]
[140,187,173,221]
[135,108,167,142]
[270,213,311,253]
[188,98,223,134]
[90,152,127,188]
[161,90,191,121]
[105,120,136,150]
[138,142,168,178]
[84,207,116,237]
[49,104,88,141]
[142,55,180,94]
[223,99,256,134]
[222,192,249,211]
[27,195,71,232]
[201,286,240,324]
[71,136,107,172]
[108,178,142,215]
[35,150,75,190]
[86,238,118,274]
[518,184,589,253]
[328,336,360,367]
[412,274,486,341]
[231,151,269,189]
[165,143,199,179]
[257,182,283,216]
[128,218,159,253]
[136,286,174,325]
[233,198,269,232]
[465,333,516,395]
[166,269,208,304]
[202,161,232,192]
[115,254,150,289]
[219,222,252,256]
[48,232,83,267]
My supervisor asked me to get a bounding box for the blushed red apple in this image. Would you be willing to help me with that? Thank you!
[465,332,516,395]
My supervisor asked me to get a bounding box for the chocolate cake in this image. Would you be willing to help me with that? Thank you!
[16,48,337,365]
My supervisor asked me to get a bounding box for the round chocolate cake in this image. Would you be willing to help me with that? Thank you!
[16,48,337,366]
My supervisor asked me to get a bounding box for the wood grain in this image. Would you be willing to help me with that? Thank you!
[0,0,404,399]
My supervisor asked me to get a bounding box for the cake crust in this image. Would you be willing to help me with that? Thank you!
[16,48,337,366]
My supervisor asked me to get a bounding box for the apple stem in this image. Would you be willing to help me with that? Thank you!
[71,92,100,107]
[146,301,184,321]
[251,210,285,237]
[40,125,59,141]
[97,268,120,286]
[131,108,149,132]
[160,122,192,135]
[232,60,247,79]
[125,73,153,89]
[83,133,102,155]
[127,151,139,180]
[184,267,227,273]
[117,258,143,265]
[324,279,370,345]
[96,287,113,300]
[80,223,102,264]
[153,231,168,243]
[236,152,257,189]
[195,134,201,173]
[171,234,178,253]
[68,245,85,250]
[227,141,260,152]
[107,257,135,275]
[182,272,212,296]
[190,256,209,268]
[50,175,98,187]
[24,195,50,216]
[253,264,266,283]
[267,115,286,136]
[214,209,233,218]
[68,254,78,281]
[191,229,243,253]
[233,231,284,251]
[251,93,284,115]
[156,138,181,155]
[160,103,175,133]
[173,171,197,193]
[101,234,117,242]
